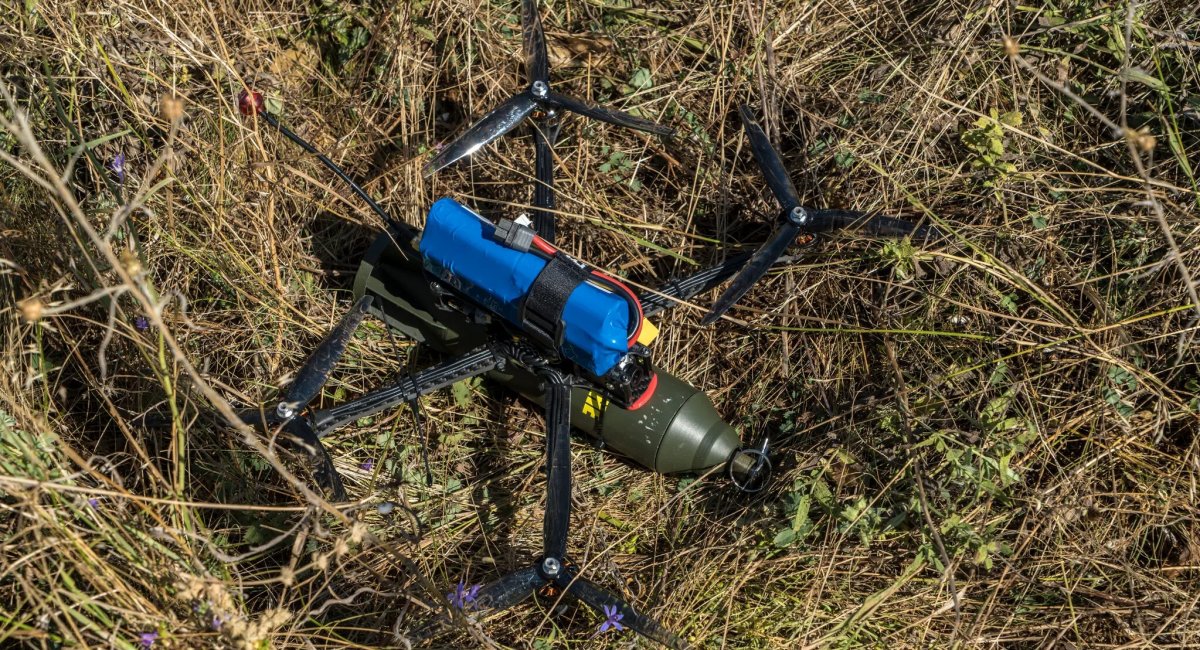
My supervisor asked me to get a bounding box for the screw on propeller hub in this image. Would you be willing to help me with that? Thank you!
[700,104,942,325]
[422,0,674,177]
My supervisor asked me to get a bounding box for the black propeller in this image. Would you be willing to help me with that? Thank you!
[237,295,374,500]
[701,105,940,325]
[458,363,689,649]
[423,0,674,177]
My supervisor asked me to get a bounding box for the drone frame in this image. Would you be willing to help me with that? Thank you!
[231,2,939,641]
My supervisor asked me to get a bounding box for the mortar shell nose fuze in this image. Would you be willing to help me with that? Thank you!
[728,438,772,493]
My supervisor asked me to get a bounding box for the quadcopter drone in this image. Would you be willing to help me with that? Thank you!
[232,1,937,647]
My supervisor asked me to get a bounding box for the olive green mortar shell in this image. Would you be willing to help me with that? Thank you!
[352,231,742,474]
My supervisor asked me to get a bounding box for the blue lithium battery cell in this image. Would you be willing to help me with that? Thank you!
[418,198,630,376]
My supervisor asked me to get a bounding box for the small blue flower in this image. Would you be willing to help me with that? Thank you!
[596,604,624,636]
[360,458,375,471]
[87,498,99,509]
[110,153,126,183]
[447,580,481,610]
[138,631,158,647]
[134,316,150,331]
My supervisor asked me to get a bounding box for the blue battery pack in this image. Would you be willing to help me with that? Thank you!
[419,198,631,376]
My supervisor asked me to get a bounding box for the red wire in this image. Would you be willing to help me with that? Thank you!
[532,236,557,256]
[531,236,644,348]
[589,268,643,346]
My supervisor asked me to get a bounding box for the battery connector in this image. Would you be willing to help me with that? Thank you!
[494,218,536,253]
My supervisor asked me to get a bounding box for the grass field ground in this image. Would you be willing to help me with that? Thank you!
[2,0,1199,648]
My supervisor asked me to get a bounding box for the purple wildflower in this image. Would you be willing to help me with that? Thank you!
[134,316,150,331]
[360,458,375,471]
[595,604,624,636]
[447,580,481,610]
[211,613,226,630]
[110,153,126,183]
[87,498,99,508]
[138,631,158,647]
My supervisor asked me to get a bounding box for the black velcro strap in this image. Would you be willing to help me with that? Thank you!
[521,254,590,347]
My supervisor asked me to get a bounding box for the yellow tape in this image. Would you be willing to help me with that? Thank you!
[636,318,659,346]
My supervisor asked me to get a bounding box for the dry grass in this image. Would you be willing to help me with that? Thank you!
[2,0,1199,648]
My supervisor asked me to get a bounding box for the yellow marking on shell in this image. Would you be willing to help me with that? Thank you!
[582,391,609,419]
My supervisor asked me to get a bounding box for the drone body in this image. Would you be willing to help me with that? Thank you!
[352,212,753,478]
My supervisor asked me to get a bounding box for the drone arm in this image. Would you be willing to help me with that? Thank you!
[532,118,561,242]
[539,367,573,559]
[310,344,504,436]
[280,295,374,415]
[638,253,753,317]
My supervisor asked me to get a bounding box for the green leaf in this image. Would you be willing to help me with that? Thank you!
[1107,365,1137,391]
[69,128,132,155]
[1120,67,1167,92]
[857,89,886,104]
[998,293,1018,314]
[988,360,1009,386]
[773,527,797,548]
[980,392,1014,430]
[998,111,1023,127]
[810,477,835,510]
[791,494,811,533]
[628,67,653,91]
[244,525,268,545]
[451,379,474,408]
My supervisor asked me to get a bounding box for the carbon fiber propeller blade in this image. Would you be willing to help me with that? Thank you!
[282,295,373,413]
[546,90,674,136]
[738,104,798,209]
[286,417,347,501]
[702,104,939,324]
[234,408,275,428]
[237,407,346,500]
[522,0,549,85]
[558,570,691,650]
[423,93,538,176]
[476,566,547,612]
[808,209,940,240]
[701,220,801,325]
